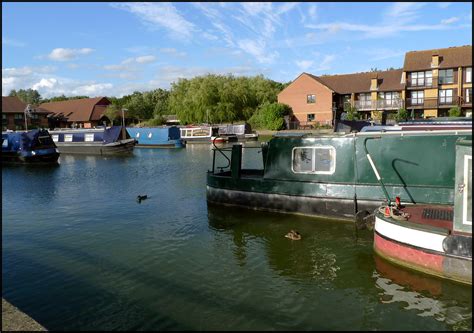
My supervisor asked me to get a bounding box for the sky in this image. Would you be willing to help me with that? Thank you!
[2,2,472,98]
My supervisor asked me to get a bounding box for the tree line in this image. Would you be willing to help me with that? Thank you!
[8,74,293,129]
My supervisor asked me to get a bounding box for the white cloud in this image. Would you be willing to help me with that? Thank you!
[2,66,56,77]
[32,78,58,90]
[48,48,94,61]
[135,55,156,64]
[237,39,279,64]
[295,60,314,71]
[308,4,317,20]
[2,37,26,47]
[159,48,187,57]
[111,2,195,39]
[441,17,460,25]
[438,2,452,9]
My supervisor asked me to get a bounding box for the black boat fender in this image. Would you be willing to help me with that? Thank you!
[137,195,148,203]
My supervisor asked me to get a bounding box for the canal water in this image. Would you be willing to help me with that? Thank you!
[2,142,472,331]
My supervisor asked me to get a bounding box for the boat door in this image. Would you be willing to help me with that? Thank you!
[453,139,472,234]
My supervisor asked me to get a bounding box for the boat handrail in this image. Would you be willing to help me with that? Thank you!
[363,136,392,205]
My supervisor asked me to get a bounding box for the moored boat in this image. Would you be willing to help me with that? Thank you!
[2,129,60,165]
[126,126,184,148]
[373,139,472,285]
[217,123,258,141]
[180,126,214,144]
[49,126,136,155]
[206,129,472,221]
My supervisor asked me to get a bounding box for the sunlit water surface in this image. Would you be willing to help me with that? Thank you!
[2,143,472,331]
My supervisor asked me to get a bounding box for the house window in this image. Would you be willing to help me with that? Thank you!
[30,113,39,119]
[411,91,424,105]
[358,93,371,108]
[2,114,6,119]
[85,133,94,142]
[307,114,315,122]
[439,69,454,84]
[466,88,472,103]
[439,89,453,104]
[15,125,23,130]
[292,146,336,174]
[307,94,316,104]
[378,92,400,107]
[64,134,73,142]
[466,67,472,83]
[14,113,24,119]
[52,135,59,142]
[410,71,432,86]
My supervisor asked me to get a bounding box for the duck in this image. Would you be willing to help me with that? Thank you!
[285,230,301,241]
[137,195,148,203]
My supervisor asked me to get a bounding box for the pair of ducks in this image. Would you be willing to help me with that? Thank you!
[285,229,301,241]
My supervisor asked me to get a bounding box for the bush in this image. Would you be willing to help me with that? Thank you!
[142,116,166,126]
[394,108,408,122]
[248,102,292,130]
[345,105,360,121]
[448,106,461,117]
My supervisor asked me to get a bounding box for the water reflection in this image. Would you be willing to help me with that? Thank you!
[207,203,355,284]
[373,254,472,329]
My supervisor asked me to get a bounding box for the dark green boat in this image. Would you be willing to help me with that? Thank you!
[206,129,472,222]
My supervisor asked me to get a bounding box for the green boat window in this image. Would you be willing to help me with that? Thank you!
[292,146,336,174]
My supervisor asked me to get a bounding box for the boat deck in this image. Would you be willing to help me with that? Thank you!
[399,204,453,232]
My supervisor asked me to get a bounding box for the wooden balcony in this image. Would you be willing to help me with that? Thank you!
[348,99,404,111]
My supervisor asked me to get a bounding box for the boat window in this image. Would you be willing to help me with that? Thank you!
[148,132,153,138]
[85,133,94,142]
[136,133,140,138]
[52,135,59,142]
[292,146,336,174]
[64,134,73,142]
[2,138,8,148]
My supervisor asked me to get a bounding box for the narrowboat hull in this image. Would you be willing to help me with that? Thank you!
[374,210,472,285]
[54,138,136,155]
[126,127,184,148]
[206,130,472,221]
[2,149,60,165]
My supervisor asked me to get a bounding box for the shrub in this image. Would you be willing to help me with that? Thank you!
[394,108,408,122]
[345,105,360,121]
[248,102,292,130]
[448,106,461,117]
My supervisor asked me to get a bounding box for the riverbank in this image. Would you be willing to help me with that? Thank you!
[2,298,47,331]
[256,128,334,137]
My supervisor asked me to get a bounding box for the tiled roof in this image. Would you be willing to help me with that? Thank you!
[39,97,110,122]
[403,45,472,72]
[2,96,27,113]
[307,69,404,94]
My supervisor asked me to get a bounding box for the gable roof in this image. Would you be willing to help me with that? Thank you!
[39,97,110,122]
[313,69,404,94]
[403,45,472,72]
[2,96,27,113]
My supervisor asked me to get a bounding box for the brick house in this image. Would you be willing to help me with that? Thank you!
[39,97,112,128]
[2,96,52,131]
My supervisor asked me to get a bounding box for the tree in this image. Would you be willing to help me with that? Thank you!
[394,107,409,122]
[103,104,121,125]
[448,106,462,117]
[9,88,42,104]
[345,105,360,121]
[248,102,292,130]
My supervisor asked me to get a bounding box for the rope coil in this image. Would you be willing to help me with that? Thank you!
[379,205,411,221]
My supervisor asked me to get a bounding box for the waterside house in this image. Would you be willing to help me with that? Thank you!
[2,96,52,131]
[39,97,113,129]
[279,45,472,128]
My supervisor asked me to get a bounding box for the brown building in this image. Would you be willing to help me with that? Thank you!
[278,69,404,127]
[2,96,52,131]
[279,45,472,128]
[402,45,472,118]
[39,97,112,128]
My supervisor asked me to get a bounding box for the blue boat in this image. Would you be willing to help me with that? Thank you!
[2,129,60,165]
[49,126,137,155]
[126,126,184,148]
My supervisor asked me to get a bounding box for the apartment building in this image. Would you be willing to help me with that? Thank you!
[402,45,472,118]
[2,96,52,131]
[278,69,404,127]
[279,45,472,127]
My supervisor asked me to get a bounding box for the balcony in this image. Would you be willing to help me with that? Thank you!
[354,100,375,111]
[347,99,404,111]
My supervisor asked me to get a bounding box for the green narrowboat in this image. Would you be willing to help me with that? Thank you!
[206,129,472,222]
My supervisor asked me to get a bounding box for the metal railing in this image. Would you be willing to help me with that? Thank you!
[346,99,405,111]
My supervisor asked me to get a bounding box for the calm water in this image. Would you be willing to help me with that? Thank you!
[2,143,472,331]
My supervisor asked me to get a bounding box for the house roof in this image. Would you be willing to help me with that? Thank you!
[403,45,472,72]
[39,97,110,122]
[307,69,404,94]
[2,96,27,113]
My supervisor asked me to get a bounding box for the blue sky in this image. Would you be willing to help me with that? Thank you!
[2,2,472,98]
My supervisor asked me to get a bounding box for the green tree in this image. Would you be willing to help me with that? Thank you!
[394,107,409,122]
[345,105,360,121]
[9,88,42,104]
[103,104,121,125]
[448,106,462,117]
[249,102,292,130]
